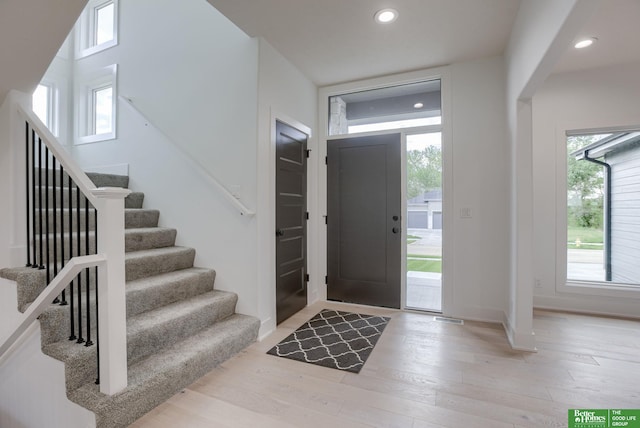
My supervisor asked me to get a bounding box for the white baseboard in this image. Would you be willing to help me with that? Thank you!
[82,163,129,176]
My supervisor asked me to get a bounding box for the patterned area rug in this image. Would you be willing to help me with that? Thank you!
[267,309,390,373]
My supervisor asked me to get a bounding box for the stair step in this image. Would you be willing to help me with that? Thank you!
[35,208,159,232]
[125,247,195,281]
[86,172,129,188]
[34,186,144,209]
[126,290,237,365]
[36,267,216,345]
[125,227,176,252]
[69,314,259,428]
[126,267,215,317]
[30,227,176,263]
[125,209,160,229]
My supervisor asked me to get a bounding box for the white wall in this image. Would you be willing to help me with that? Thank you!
[448,57,510,322]
[0,95,12,270]
[69,0,261,316]
[502,0,597,350]
[0,278,95,428]
[256,39,317,336]
[533,62,640,318]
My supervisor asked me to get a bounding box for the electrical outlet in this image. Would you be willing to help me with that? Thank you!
[460,207,472,218]
[534,278,542,288]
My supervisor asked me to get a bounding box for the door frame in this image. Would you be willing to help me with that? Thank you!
[264,111,313,333]
[318,67,453,315]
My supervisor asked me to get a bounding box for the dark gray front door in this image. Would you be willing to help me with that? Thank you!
[276,120,308,324]
[327,133,401,308]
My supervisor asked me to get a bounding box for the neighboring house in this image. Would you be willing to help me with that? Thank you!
[573,132,640,284]
[407,189,443,229]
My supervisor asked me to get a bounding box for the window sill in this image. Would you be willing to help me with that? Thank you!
[76,132,116,145]
[558,280,640,300]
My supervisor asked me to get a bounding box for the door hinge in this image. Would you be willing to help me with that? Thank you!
[305,274,310,282]
[306,211,309,220]
[324,215,328,225]
[324,275,328,284]
[325,156,328,165]
[306,149,311,158]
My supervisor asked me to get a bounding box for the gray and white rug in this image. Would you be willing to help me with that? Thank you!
[267,309,390,373]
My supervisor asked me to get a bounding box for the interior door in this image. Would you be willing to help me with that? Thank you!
[327,133,401,308]
[275,120,308,324]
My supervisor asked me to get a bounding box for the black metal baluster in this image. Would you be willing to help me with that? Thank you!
[37,137,44,270]
[76,184,84,344]
[85,197,93,347]
[59,166,67,305]
[45,147,57,303]
[94,208,99,384]
[52,155,60,304]
[68,173,76,341]
[25,122,31,267]
[31,130,37,267]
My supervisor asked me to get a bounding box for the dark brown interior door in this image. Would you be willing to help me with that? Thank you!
[275,120,308,324]
[327,133,401,309]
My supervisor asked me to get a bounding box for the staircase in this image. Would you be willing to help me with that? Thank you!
[0,172,260,427]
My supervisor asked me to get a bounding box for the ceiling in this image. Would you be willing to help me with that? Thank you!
[207,0,640,87]
[207,0,521,86]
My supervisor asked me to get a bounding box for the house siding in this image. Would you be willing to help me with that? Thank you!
[607,142,640,283]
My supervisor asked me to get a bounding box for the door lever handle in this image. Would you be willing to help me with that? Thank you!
[276,229,285,237]
[392,227,399,234]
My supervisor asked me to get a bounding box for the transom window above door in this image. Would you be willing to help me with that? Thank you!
[328,80,441,136]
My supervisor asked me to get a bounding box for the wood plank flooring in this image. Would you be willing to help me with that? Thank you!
[131,302,640,428]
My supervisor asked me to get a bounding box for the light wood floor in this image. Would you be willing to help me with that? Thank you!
[131,302,640,428]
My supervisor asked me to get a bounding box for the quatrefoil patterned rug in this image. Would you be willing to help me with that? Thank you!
[267,309,391,373]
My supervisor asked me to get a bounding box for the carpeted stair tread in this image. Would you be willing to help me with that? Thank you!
[125,247,195,281]
[69,314,260,428]
[126,290,237,364]
[125,227,176,252]
[86,172,129,188]
[0,267,46,312]
[126,267,215,317]
[125,209,159,229]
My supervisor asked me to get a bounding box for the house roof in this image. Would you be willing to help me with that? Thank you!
[572,131,640,160]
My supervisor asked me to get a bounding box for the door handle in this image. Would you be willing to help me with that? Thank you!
[392,227,399,234]
[276,229,285,237]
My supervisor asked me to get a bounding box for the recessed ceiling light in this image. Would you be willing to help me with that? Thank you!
[574,37,597,49]
[414,102,424,109]
[374,8,398,24]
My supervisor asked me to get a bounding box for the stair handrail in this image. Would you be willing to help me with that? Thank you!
[16,104,99,206]
[0,254,105,359]
[8,102,130,395]
[119,95,256,217]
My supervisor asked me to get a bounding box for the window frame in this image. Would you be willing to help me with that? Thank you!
[556,126,640,299]
[75,0,119,59]
[75,64,117,145]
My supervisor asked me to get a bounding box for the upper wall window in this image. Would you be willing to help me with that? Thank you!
[76,0,119,58]
[328,80,441,136]
[32,83,58,136]
[76,64,117,144]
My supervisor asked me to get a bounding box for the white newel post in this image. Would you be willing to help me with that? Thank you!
[92,187,131,395]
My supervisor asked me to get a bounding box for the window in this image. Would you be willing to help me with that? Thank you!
[32,83,58,136]
[92,85,113,135]
[328,80,442,136]
[567,131,640,286]
[76,64,117,144]
[76,0,118,58]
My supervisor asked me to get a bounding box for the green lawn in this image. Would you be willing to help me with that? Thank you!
[567,226,603,250]
[407,255,441,273]
[407,234,420,245]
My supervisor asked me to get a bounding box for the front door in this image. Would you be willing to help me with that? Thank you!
[327,133,401,308]
[275,120,308,324]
